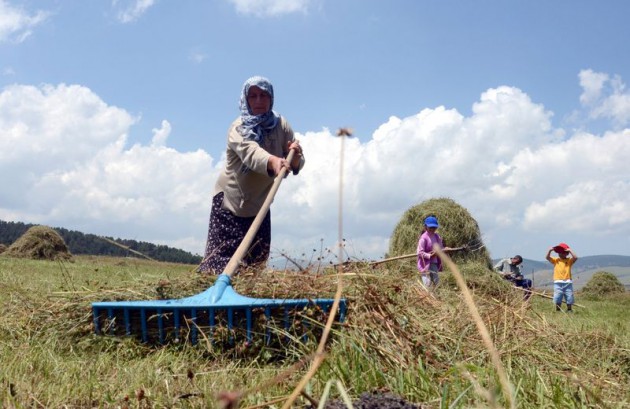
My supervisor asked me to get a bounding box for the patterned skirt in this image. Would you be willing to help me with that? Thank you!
[198,192,271,275]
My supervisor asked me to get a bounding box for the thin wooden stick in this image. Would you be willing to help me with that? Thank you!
[273,248,307,272]
[369,253,416,266]
[98,236,156,261]
[369,246,468,267]
[280,129,350,409]
[513,287,585,308]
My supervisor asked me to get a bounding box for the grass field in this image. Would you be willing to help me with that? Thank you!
[1,254,629,408]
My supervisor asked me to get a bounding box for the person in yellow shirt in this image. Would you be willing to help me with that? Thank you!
[545,242,579,312]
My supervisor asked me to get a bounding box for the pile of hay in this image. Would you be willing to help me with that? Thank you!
[0,243,6,254]
[388,197,491,267]
[581,271,626,298]
[3,225,72,261]
[16,254,630,406]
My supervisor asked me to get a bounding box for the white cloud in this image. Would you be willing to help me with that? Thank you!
[228,0,312,17]
[0,0,49,43]
[0,83,217,253]
[579,69,630,127]
[579,69,608,106]
[524,179,630,234]
[271,85,629,260]
[1,74,629,260]
[189,51,207,64]
[151,120,171,146]
[112,0,155,23]
[521,130,630,232]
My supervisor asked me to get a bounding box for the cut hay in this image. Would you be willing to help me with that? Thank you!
[388,197,491,267]
[18,256,630,406]
[3,225,72,261]
[581,271,626,298]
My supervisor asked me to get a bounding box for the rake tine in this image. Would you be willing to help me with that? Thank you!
[107,308,115,335]
[124,308,131,336]
[327,303,335,319]
[92,310,99,333]
[92,308,100,333]
[174,310,181,341]
[228,308,234,344]
[469,243,486,252]
[209,308,216,344]
[157,309,164,344]
[246,308,253,343]
[191,309,198,345]
[302,311,309,342]
[140,309,148,343]
[339,303,347,322]
[284,307,290,342]
[265,307,272,345]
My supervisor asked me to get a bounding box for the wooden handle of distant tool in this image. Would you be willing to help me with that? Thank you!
[369,253,416,266]
[222,150,296,279]
[369,246,467,267]
[514,287,585,308]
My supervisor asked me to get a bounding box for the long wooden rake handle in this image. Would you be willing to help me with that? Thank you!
[369,246,468,267]
[222,149,296,279]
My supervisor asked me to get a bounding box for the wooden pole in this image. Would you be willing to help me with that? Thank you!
[98,236,156,261]
[368,246,467,267]
[368,253,416,266]
[515,286,585,308]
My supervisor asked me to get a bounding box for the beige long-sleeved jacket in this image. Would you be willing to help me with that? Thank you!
[214,116,305,217]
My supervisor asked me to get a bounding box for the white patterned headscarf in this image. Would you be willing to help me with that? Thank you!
[237,76,279,144]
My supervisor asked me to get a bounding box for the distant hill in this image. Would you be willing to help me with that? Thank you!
[494,255,630,290]
[0,220,202,265]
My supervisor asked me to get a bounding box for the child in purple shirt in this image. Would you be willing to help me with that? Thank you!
[417,216,453,287]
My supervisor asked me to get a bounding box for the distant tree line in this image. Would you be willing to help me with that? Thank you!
[0,220,202,265]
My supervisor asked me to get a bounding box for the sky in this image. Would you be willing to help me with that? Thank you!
[1,0,629,264]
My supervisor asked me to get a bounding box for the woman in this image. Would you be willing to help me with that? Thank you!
[199,76,304,274]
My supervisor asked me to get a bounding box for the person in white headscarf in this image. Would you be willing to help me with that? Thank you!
[199,76,304,274]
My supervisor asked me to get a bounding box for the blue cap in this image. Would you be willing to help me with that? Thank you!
[424,216,439,228]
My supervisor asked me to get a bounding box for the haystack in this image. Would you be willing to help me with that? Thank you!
[3,225,72,261]
[388,197,491,267]
[0,243,6,254]
[581,271,626,298]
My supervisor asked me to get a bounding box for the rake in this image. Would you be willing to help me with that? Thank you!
[368,239,486,267]
[92,150,347,345]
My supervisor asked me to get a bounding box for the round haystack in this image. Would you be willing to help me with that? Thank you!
[388,197,491,267]
[3,225,72,261]
[581,271,626,298]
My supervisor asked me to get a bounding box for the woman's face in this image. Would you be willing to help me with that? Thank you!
[247,86,271,115]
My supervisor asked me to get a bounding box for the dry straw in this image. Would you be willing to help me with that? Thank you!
[18,245,630,406]
[581,271,626,298]
[437,245,516,409]
[3,225,72,261]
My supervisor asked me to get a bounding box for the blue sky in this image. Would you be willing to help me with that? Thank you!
[2,0,629,263]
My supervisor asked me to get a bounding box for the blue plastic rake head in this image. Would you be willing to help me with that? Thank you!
[91,275,346,345]
[91,150,347,345]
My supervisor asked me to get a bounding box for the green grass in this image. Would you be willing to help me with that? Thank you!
[1,255,629,408]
